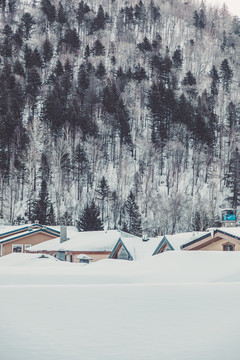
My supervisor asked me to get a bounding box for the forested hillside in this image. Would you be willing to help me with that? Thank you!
[0,0,240,235]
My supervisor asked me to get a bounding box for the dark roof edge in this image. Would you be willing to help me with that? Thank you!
[153,236,174,255]
[0,228,60,244]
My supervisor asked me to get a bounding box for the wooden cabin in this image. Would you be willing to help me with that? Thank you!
[0,224,60,257]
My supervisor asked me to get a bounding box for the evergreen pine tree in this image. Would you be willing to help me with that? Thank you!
[123,6,134,26]
[193,10,199,28]
[90,5,106,33]
[209,65,219,96]
[12,28,23,49]
[137,36,152,52]
[172,46,183,69]
[84,44,90,60]
[73,144,88,200]
[61,28,80,52]
[26,67,41,98]
[13,60,25,77]
[41,0,56,23]
[20,12,35,40]
[124,191,142,236]
[42,38,53,64]
[199,8,206,29]
[1,36,12,58]
[226,101,239,130]
[78,64,90,93]
[57,2,67,25]
[221,31,227,52]
[24,45,34,68]
[96,176,109,222]
[134,0,145,23]
[31,179,51,224]
[92,39,105,56]
[148,82,175,146]
[54,59,64,77]
[76,201,103,231]
[103,83,119,114]
[95,61,106,79]
[133,63,147,82]
[220,59,233,92]
[76,0,90,28]
[150,0,160,22]
[115,99,132,145]
[48,204,55,225]
[182,71,196,86]
[226,148,240,209]
[2,24,12,37]
[32,48,43,68]
[39,153,50,182]
[175,93,194,131]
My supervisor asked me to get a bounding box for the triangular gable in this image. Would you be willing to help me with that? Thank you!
[109,238,133,260]
[153,236,174,255]
[181,230,240,251]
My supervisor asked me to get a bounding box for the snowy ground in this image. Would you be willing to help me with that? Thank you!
[1,252,240,360]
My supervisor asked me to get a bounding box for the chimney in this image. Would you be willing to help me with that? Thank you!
[142,234,149,242]
[60,225,68,243]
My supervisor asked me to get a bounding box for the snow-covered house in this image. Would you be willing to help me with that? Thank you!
[26,229,136,262]
[0,224,60,257]
[154,228,240,253]
[109,236,162,260]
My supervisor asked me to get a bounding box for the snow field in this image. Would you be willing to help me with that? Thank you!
[1,252,240,359]
[1,284,240,360]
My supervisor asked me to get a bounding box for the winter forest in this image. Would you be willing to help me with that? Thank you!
[0,0,240,235]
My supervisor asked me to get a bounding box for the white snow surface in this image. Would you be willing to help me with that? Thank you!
[1,251,240,360]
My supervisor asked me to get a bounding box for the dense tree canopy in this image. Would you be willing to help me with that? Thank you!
[0,0,239,235]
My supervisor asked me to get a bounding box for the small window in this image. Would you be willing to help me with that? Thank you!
[69,254,73,262]
[57,251,66,261]
[223,243,235,251]
[80,258,89,263]
[12,245,23,253]
[25,244,31,250]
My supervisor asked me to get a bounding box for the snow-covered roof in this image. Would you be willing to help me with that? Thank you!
[163,231,209,250]
[220,208,235,211]
[164,227,240,251]
[208,227,240,238]
[27,229,131,252]
[0,228,60,244]
[111,236,162,260]
[0,223,59,237]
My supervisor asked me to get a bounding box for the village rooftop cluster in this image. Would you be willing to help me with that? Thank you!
[0,209,239,262]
